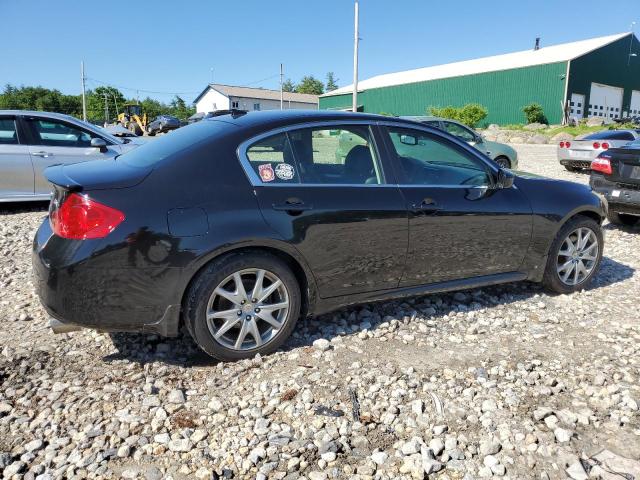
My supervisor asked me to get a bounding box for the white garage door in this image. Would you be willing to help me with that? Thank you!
[588,83,623,120]
[630,90,640,117]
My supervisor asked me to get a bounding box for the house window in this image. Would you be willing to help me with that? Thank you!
[231,101,239,109]
[253,103,261,111]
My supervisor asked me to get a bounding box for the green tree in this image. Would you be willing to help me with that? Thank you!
[282,79,296,93]
[522,103,547,124]
[169,95,195,120]
[0,84,82,117]
[87,86,126,123]
[429,103,488,128]
[326,72,339,92]
[295,75,324,95]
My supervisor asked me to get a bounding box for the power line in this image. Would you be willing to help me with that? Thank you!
[86,77,200,96]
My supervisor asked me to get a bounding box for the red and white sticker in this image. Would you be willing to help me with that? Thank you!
[258,163,275,182]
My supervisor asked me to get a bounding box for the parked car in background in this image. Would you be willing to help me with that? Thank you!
[590,138,640,226]
[402,116,518,169]
[33,110,605,361]
[147,115,181,136]
[0,110,142,202]
[557,129,640,172]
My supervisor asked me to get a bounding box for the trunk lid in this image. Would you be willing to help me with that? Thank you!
[44,158,152,192]
[601,146,640,186]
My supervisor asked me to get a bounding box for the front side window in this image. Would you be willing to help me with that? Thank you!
[246,132,300,184]
[26,118,100,147]
[384,127,491,186]
[0,118,18,144]
[441,121,476,142]
[287,126,382,185]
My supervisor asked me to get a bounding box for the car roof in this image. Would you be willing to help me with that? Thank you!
[203,109,436,131]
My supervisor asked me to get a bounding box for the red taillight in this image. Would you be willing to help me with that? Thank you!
[593,142,601,149]
[559,141,565,148]
[591,157,612,175]
[565,141,571,148]
[50,193,125,239]
[601,142,609,150]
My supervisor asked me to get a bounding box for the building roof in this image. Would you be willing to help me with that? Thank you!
[323,32,633,97]
[194,84,318,105]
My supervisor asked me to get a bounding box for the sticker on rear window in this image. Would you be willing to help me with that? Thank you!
[275,163,295,181]
[258,163,275,182]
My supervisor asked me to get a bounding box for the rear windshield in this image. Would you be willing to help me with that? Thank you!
[583,130,635,141]
[119,120,236,168]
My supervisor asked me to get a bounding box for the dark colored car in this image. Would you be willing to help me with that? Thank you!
[590,139,640,226]
[147,115,181,136]
[33,110,606,361]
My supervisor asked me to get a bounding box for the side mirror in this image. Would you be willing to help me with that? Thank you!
[399,134,417,146]
[91,137,108,153]
[496,168,515,189]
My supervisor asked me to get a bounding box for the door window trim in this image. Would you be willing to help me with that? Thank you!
[237,120,389,187]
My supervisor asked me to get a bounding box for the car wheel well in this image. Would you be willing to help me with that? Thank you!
[179,246,311,328]
[568,210,602,225]
[494,155,511,168]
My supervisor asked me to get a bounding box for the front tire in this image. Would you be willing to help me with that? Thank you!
[542,215,603,294]
[607,211,639,227]
[184,252,301,361]
[495,156,511,169]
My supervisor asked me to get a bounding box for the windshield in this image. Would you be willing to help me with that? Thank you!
[118,120,237,168]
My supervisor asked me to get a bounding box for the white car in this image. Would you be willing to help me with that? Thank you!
[0,110,144,202]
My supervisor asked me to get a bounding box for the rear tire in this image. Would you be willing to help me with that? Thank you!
[541,215,603,294]
[607,211,639,227]
[184,252,301,362]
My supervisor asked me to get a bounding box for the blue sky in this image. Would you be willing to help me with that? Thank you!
[1,0,637,103]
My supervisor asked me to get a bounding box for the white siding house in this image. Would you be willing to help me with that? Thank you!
[194,84,318,114]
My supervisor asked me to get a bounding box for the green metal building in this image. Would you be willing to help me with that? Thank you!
[320,33,640,126]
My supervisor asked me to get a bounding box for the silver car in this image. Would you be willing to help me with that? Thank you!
[0,110,143,202]
[402,116,518,169]
[557,129,640,171]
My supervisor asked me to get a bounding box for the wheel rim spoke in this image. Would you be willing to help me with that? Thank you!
[206,268,289,351]
[556,227,598,287]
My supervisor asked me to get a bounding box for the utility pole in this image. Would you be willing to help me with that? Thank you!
[80,61,87,122]
[352,0,359,113]
[103,93,109,127]
[280,63,284,110]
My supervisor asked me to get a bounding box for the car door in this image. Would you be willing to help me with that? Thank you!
[239,122,408,298]
[22,116,118,195]
[380,124,533,286]
[0,115,35,199]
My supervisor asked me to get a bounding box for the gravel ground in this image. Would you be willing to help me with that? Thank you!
[1,144,639,480]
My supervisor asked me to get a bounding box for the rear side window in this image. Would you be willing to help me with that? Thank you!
[584,131,635,141]
[0,118,18,144]
[120,120,236,168]
[246,133,300,183]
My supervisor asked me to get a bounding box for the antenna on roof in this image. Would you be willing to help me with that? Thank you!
[534,37,541,51]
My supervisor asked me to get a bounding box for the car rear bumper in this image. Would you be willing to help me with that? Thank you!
[559,158,592,169]
[590,174,640,216]
[32,220,182,337]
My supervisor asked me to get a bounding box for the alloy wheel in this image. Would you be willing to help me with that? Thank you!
[556,227,599,286]
[206,268,289,350]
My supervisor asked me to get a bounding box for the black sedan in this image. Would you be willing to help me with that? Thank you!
[33,110,606,361]
[590,138,640,226]
[147,114,181,136]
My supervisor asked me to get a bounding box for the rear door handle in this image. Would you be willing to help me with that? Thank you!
[32,151,53,158]
[272,198,313,213]
[410,198,441,213]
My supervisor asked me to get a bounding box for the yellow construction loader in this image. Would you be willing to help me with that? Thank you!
[117,103,148,136]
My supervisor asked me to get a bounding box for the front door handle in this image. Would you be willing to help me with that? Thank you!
[272,198,313,213]
[32,151,53,158]
[410,198,441,213]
